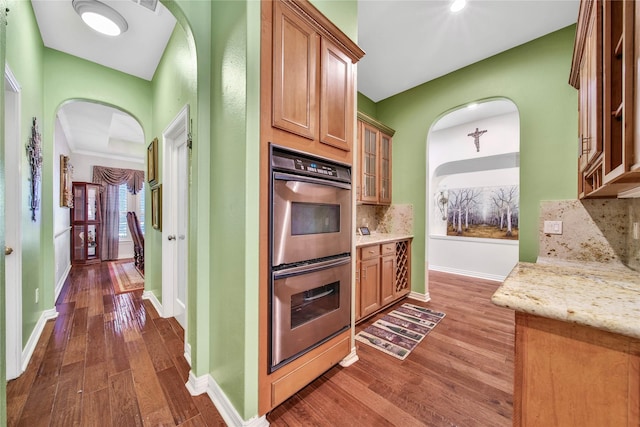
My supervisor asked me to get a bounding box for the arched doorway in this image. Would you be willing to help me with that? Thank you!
[427,98,520,281]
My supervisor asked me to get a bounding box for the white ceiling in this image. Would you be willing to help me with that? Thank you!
[57,100,146,161]
[31,0,176,80]
[357,0,580,103]
[30,0,579,160]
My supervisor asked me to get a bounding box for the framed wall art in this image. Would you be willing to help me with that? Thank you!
[147,137,158,186]
[151,184,162,231]
[60,155,74,208]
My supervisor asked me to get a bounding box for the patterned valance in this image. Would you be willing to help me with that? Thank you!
[92,166,145,195]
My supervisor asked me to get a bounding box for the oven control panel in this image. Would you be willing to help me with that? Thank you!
[271,146,351,183]
[293,159,337,177]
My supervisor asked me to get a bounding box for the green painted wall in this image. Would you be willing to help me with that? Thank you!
[375,25,578,294]
[310,0,358,41]
[5,0,45,345]
[161,0,214,380]
[208,0,254,418]
[0,2,6,423]
[357,92,377,118]
[149,22,197,303]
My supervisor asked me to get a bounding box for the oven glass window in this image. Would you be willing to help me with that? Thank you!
[290,202,340,235]
[290,282,340,329]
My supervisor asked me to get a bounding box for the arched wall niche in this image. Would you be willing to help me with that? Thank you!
[427,98,520,281]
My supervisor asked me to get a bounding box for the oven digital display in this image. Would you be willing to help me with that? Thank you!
[290,282,340,329]
[290,202,340,235]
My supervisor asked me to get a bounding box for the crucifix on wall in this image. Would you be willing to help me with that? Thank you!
[467,127,488,152]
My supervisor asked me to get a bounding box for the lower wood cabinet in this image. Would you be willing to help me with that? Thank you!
[356,239,411,322]
[514,312,640,426]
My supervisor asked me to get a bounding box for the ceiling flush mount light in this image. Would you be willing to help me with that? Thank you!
[72,0,128,36]
[450,0,466,13]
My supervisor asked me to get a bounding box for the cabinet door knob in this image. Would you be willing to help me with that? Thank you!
[168,235,176,241]
[5,246,13,255]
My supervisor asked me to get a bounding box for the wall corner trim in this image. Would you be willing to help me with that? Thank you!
[186,371,269,427]
[141,290,162,316]
[408,291,431,302]
[21,308,58,373]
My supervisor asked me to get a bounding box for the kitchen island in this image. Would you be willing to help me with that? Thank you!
[492,258,640,426]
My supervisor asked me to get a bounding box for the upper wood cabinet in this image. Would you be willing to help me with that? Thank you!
[357,112,395,205]
[571,0,640,198]
[270,0,364,162]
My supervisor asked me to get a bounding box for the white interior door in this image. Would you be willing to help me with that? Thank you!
[162,105,189,331]
[5,64,23,380]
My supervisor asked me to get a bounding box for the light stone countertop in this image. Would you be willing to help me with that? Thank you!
[491,257,640,339]
[355,232,413,247]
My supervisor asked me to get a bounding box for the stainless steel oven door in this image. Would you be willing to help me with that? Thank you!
[272,172,351,266]
[271,256,351,369]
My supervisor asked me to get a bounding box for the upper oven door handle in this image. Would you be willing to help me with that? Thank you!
[273,256,351,279]
[273,172,351,190]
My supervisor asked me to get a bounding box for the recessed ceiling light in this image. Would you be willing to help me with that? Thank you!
[72,0,128,37]
[450,0,466,13]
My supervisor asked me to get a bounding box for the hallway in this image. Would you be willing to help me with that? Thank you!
[6,263,225,426]
[6,263,515,426]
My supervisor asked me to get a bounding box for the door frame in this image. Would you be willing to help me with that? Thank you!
[5,64,23,380]
[161,104,189,355]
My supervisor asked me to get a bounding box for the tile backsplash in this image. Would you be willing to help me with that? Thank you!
[539,199,640,271]
[356,204,413,235]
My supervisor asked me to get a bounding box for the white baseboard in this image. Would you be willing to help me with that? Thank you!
[186,371,269,427]
[21,308,58,373]
[339,347,359,367]
[429,265,506,282]
[142,290,163,316]
[55,263,72,302]
[408,291,431,302]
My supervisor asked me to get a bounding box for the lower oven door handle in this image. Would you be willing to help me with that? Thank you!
[273,256,351,279]
[273,172,351,190]
[303,288,334,301]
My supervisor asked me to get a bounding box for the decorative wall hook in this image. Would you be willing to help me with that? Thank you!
[436,190,448,220]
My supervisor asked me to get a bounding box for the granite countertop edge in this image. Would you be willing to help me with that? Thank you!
[491,259,640,340]
[355,233,414,247]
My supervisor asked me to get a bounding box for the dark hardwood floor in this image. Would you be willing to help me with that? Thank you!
[6,262,226,427]
[7,265,514,426]
[267,270,515,426]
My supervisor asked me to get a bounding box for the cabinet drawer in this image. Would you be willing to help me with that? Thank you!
[381,243,395,256]
[360,245,380,260]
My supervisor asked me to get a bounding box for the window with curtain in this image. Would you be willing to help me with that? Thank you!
[139,188,145,234]
[118,183,145,239]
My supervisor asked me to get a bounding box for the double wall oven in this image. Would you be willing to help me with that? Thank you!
[270,146,352,372]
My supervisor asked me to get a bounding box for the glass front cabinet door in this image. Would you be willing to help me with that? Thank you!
[70,182,102,265]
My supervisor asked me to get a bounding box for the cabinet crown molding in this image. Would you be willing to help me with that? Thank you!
[357,111,396,136]
[284,0,365,63]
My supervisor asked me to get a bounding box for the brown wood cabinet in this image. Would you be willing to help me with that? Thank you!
[514,312,640,426]
[357,112,394,204]
[355,239,411,323]
[269,0,364,163]
[258,0,364,415]
[571,0,640,198]
[70,182,102,265]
